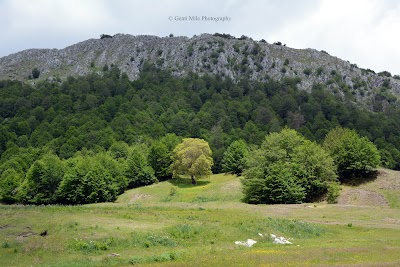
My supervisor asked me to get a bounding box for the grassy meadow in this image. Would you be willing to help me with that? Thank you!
[1,171,400,266]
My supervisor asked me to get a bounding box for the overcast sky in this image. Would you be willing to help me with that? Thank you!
[1,0,399,75]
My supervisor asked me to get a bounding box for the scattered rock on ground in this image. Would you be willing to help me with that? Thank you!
[235,239,257,247]
[107,253,120,257]
[271,234,292,244]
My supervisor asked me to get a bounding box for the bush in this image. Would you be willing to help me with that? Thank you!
[303,68,312,76]
[316,67,324,76]
[323,127,381,181]
[242,128,337,204]
[32,68,40,79]
[326,182,341,204]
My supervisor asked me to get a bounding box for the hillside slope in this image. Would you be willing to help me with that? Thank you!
[1,33,400,107]
[117,170,400,210]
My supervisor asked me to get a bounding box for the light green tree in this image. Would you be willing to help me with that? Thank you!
[171,138,213,184]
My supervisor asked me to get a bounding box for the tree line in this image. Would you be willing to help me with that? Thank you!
[0,64,398,204]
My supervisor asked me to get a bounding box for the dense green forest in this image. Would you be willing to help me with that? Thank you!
[1,64,400,204]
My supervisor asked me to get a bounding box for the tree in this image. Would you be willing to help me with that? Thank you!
[18,154,64,204]
[221,140,248,175]
[148,134,180,181]
[171,138,213,184]
[125,145,157,188]
[0,169,23,203]
[109,141,130,159]
[57,155,118,204]
[243,161,306,204]
[323,127,381,181]
[242,128,337,204]
[149,141,170,180]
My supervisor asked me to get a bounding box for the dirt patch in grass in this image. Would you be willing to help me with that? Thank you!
[0,224,11,230]
[221,179,241,191]
[374,169,400,190]
[129,194,152,204]
[337,189,388,206]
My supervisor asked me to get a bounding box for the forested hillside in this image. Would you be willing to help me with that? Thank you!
[1,63,400,204]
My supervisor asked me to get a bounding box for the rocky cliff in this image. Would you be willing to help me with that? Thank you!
[1,33,399,105]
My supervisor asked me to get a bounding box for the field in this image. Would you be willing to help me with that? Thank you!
[1,169,400,266]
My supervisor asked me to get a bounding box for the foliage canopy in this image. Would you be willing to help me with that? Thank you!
[323,127,381,181]
[221,140,248,175]
[242,128,337,204]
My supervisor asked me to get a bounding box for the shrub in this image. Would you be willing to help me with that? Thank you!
[32,68,40,79]
[326,182,341,204]
[303,68,312,76]
[378,71,392,77]
[100,34,112,39]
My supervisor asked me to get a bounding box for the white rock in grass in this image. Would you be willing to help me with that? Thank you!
[271,234,292,244]
[235,239,257,247]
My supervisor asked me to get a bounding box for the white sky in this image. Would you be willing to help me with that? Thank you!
[1,0,399,75]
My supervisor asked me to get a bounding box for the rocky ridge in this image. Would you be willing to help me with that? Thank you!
[1,33,399,106]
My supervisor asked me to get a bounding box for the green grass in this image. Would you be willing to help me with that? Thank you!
[1,172,400,266]
[383,190,400,208]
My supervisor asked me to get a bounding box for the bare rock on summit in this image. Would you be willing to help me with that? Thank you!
[1,33,399,109]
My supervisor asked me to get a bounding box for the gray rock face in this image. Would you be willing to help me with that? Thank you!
[1,33,399,107]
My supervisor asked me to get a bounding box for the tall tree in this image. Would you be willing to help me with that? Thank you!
[221,140,248,175]
[125,145,157,188]
[148,134,181,181]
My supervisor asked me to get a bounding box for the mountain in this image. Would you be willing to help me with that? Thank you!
[1,33,399,108]
[2,34,400,205]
